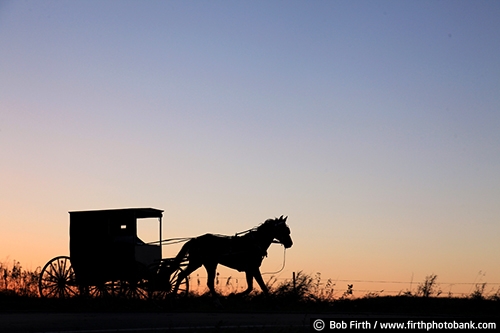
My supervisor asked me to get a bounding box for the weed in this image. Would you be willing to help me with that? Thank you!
[268,271,314,300]
[470,283,487,300]
[364,291,382,298]
[488,287,500,301]
[416,274,441,297]
[340,284,354,300]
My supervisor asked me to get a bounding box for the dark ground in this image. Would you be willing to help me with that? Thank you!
[1,293,499,332]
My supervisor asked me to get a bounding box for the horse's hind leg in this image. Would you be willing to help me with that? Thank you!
[238,271,254,295]
[203,262,219,296]
[173,261,201,294]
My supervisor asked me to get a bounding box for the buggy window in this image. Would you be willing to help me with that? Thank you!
[137,217,160,245]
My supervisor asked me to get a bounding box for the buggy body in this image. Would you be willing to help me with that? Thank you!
[69,208,163,286]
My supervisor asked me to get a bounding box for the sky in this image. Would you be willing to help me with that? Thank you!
[1,0,499,297]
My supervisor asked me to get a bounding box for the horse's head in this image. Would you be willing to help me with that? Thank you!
[267,215,293,249]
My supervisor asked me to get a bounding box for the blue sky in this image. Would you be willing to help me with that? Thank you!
[1,0,499,296]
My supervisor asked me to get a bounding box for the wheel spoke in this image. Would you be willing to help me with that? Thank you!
[64,285,78,297]
[60,261,67,279]
[45,284,59,297]
[59,259,65,277]
[57,259,64,278]
[48,263,58,278]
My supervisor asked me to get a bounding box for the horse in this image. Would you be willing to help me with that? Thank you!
[169,216,293,296]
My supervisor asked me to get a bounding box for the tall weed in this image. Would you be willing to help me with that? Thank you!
[0,260,40,297]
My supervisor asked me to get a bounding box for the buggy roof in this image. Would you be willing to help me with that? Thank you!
[69,207,163,219]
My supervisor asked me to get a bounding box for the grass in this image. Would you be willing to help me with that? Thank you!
[0,260,40,297]
[1,260,500,317]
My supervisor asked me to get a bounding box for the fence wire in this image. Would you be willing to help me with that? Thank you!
[187,273,500,298]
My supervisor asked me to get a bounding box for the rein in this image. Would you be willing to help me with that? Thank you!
[246,223,288,275]
[145,225,260,247]
[147,237,192,246]
[262,246,287,275]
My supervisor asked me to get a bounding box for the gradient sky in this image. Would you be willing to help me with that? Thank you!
[1,0,499,296]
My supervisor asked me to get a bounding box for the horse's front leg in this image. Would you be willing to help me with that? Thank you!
[253,268,269,295]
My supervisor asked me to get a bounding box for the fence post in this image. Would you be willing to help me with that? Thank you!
[292,271,296,292]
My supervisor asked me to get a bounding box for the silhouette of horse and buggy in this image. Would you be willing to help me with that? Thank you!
[39,208,293,299]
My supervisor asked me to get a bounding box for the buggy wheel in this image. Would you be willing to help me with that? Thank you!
[117,262,151,299]
[85,280,147,299]
[39,256,79,298]
[151,267,189,300]
[84,285,105,298]
[85,282,120,298]
[118,279,150,299]
[170,267,189,296]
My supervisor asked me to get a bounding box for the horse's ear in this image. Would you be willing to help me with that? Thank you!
[276,215,287,225]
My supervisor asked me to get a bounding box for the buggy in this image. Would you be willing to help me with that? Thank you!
[39,208,188,298]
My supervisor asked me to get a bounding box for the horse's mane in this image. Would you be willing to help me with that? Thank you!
[231,216,287,239]
[255,216,288,232]
[258,218,277,229]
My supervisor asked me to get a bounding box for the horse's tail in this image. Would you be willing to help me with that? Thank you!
[173,238,193,266]
[165,238,193,271]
